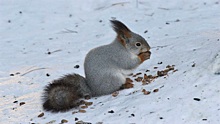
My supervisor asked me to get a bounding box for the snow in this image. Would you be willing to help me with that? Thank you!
[1,0,220,124]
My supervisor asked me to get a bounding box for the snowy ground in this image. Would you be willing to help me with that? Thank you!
[1,0,220,124]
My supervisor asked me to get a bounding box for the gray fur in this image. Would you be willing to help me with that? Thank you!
[42,20,151,112]
[84,20,150,96]
[84,40,141,96]
[126,32,151,55]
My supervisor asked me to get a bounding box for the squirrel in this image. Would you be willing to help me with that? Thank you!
[42,20,151,112]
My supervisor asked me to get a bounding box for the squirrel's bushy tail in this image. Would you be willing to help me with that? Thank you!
[42,74,91,112]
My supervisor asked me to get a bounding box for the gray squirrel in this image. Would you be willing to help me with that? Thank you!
[42,20,151,112]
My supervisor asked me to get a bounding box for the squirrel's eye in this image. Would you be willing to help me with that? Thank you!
[135,42,141,47]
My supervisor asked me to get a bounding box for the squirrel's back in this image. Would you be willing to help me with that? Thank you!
[84,41,140,96]
[84,20,150,96]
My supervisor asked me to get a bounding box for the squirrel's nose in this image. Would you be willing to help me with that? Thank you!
[146,51,151,54]
[141,48,151,53]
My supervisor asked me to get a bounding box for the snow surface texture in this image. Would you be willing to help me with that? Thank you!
[1,0,220,124]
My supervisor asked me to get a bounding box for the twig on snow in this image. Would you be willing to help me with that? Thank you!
[21,67,48,76]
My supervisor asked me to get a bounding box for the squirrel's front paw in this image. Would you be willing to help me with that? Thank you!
[120,78,134,89]
[121,82,134,89]
[138,51,151,62]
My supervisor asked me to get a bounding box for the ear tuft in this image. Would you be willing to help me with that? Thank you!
[110,20,131,35]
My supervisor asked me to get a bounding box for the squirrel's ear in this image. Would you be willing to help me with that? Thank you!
[110,20,132,40]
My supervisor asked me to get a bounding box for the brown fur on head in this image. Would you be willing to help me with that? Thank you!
[110,20,132,46]
[110,20,151,56]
